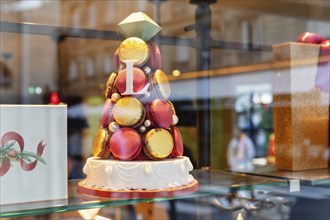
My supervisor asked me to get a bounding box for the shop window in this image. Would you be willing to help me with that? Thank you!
[137,1,146,11]
[176,46,189,62]
[241,20,250,50]
[103,53,114,75]
[252,17,263,50]
[68,60,78,82]
[87,3,97,28]
[86,57,95,78]
[105,1,115,24]
[241,17,263,50]
[72,7,81,29]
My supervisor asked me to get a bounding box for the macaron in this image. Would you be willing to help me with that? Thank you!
[147,42,162,71]
[148,99,173,129]
[170,126,184,158]
[92,128,111,158]
[101,99,114,128]
[104,72,118,99]
[115,67,148,94]
[118,37,150,66]
[151,69,170,99]
[113,96,145,127]
[143,128,174,160]
[109,127,142,160]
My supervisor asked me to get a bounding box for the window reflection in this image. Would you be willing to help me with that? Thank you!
[0,0,328,174]
[103,53,114,75]
[85,56,95,78]
[105,1,115,24]
[68,60,78,82]
[87,2,96,28]
[71,7,81,29]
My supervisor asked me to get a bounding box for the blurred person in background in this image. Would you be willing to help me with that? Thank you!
[227,129,256,171]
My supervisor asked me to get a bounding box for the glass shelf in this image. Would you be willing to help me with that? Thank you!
[0,169,287,218]
[228,165,330,185]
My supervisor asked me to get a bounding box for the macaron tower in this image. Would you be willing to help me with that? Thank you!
[79,12,198,198]
[94,12,183,161]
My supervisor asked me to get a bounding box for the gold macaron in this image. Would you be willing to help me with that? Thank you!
[92,128,110,158]
[144,128,174,160]
[113,96,145,127]
[118,37,150,66]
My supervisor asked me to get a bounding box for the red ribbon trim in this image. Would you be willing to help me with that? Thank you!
[0,157,10,177]
[0,131,46,176]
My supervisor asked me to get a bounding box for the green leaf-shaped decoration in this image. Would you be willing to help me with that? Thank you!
[0,141,16,155]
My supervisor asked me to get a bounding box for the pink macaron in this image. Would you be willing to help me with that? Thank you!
[109,127,142,160]
[101,99,114,128]
[170,126,184,158]
[115,67,148,94]
[147,99,173,129]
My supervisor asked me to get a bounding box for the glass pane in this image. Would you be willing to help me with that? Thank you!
[0,1,329,218]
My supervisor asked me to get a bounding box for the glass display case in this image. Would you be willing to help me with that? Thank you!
[0,0,329,219]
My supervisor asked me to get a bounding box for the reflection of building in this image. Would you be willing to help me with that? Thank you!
[0,1,329,101]
[58,1,330,97]
[59,1,149,96]
[0,1,60,104]
[0,1,329,171]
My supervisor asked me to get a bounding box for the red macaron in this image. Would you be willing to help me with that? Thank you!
[147,99,173,129]
[170,126,184,158]
[101,99,114,128]
[109,127,142,160]
[115,67,148,94]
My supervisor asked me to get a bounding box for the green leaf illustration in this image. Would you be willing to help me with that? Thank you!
[1,141,47,167]
[0,141,16,155]
[16,151,47,165]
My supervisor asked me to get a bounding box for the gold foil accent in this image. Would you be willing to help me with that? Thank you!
[113,96,144,127]
[105,72,118,99]
[153,69,170,99]
[92,128,109,157]
[144,128,173,159]
[119,37,149,66]
[168,100,176,115]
